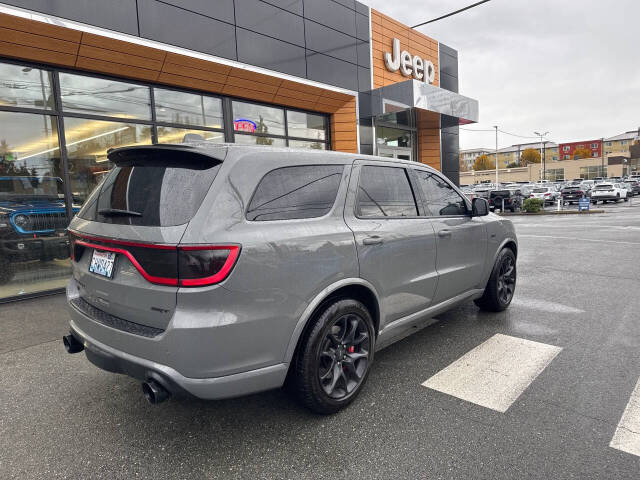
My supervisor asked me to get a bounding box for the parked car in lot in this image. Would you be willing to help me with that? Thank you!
[623,181,638,197]
[560,186,587,205]
[530,186,559,205]
[489,189,522,212]
[0,176,79,285]
[62,144,518,413]
[591,182,628,204]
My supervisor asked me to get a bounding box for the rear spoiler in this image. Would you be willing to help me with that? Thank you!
[107,144,226,169]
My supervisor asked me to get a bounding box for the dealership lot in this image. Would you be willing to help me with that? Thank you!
[1,207,639,479]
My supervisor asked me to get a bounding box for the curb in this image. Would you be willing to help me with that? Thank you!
[497,210,606,216]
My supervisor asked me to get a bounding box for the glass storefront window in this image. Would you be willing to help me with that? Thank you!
[0,111,70,298]
[64,117,152,203]
[0,63,54,110]
[234,134,285,147]
[376,126,412,148]
[59,73,151,120]
[154,89,223,128]
[232,101,285,136]
[156,127,224,144]
[288,139,326,150]
[286,111,326,140]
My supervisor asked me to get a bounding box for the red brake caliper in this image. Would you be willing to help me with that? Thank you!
[347,346,355,353]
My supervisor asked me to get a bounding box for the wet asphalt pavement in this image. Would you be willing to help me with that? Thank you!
[1,202,639,479]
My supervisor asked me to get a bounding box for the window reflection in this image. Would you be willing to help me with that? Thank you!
[0,110,70,298]
[154,89,222,128]
[156,127,224,144]
[288,139,326,150]
[0,64,53,110]
[64,117,152,202]
[232,101,285,136]
[59,73,151,120]
[234,134,285,147]
[287,111,326,140]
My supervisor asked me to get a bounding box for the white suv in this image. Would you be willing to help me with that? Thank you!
[591,183,628,204]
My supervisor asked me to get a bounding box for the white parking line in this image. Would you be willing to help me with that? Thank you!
[510,296,584,314]
[519,234,640,246]
[610,377,640,457]
[422,334,562,412]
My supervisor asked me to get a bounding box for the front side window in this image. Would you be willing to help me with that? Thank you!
[356,166,418,218]
[415,170,468,216]
[247,165,344,221]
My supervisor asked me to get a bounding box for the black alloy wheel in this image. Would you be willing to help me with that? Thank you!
[317,313,371,399]
[474,247,517,312]
[291,298,374,414]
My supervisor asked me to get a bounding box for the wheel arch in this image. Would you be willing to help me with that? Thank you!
[283,279,381,365]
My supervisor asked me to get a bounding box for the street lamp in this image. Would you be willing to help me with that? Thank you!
[534,131,549,180]
[493,125,498,185]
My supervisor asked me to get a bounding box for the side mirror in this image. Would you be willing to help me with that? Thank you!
[472,197,489,217]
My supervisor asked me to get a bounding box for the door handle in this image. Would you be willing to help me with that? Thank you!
[438,229,452,238]
[363,236,383,245]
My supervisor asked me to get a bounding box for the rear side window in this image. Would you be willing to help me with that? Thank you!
[78,158,221,226]
[415,170,468,216]
[356,166,418,217]
[246,165,344,221]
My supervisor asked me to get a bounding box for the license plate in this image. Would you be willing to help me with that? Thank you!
[89,250,116,278]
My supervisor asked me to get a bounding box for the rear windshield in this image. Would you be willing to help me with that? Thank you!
[532,188,547,193]
[595,185,612,190]
[77,159,221,226]
[0,176,64,200]
[490,190,510,197]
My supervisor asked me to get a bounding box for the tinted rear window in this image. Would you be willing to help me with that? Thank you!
[246,165,344,221]
[356,166,418,217]
[490,190,510,197]
[77,159,221,226]
[532,188,547,193]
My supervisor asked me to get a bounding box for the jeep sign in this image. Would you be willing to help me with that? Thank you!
[384,38,436,84]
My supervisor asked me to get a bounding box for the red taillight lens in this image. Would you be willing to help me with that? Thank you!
[178,246,240,287]
[544,193,550,196]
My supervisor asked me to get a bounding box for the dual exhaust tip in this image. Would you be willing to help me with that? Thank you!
[62,334,170,405]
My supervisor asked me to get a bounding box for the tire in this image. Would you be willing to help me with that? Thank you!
[474,248,516,312]
[290,298,375,414]
[0,255,15,285]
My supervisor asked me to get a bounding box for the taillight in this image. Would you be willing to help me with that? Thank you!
[178,246,240,287]
[69,231,240,287]
[544,193,550,196]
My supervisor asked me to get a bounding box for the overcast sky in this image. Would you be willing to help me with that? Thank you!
[367,0,640,150]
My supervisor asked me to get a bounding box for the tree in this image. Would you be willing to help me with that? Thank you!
[473,154,495,171]
[255,115,274,146]
[459,158,468,172]
[573,147,591,159]
[520,148,541,166]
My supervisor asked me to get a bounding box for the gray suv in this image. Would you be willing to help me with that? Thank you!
[63,144,517,414]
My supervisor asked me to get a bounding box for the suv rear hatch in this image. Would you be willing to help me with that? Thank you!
[69,145,226,331]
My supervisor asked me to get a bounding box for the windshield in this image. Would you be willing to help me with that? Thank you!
[0,176,64,200]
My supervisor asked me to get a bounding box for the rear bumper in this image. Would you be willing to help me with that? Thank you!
[591,195,619,201]
[68,320,288,400]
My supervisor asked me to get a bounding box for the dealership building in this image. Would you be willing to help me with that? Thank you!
[0,0,477,301]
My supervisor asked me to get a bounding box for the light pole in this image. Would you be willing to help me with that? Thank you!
[494,125,498,185]
[534,131,549,180]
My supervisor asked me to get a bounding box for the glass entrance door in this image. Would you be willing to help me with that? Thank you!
[378,145,412,161]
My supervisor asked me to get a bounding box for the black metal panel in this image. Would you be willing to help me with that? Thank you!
[355,1,369,16]
[306,51,358,91]
[159,0,235,24]
[358,66,371,92]
[2,0,139,35]
[355,12,369,41]
[236,0,305,47]
[440,73,459,93]
[237,28,307,77]
[263,0,303,14]
[137,0,237,60]
[304,20,357,64]
[441,113,460,184]
[332,0,356,8]
[303,0,356,36]
[356,39,370,68]
[438,43,459,94]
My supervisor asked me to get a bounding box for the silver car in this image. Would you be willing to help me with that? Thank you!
[63,144,518,414]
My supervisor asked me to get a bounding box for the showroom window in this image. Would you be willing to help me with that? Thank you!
[231,100,330,149]
[0,59,330,301]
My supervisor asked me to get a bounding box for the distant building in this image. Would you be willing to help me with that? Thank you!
[459,148,492,171]
[558,139,602,160]
[494,142,559,168]
[603,129,640,157]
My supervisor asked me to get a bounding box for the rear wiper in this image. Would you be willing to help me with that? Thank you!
[98,208,142,217]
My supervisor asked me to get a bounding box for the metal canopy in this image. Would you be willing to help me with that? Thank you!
[359,79,479,124]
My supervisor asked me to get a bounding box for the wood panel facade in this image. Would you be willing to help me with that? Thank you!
[0,11,358,153]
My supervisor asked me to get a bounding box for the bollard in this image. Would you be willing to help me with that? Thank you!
[557,197,561,211]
